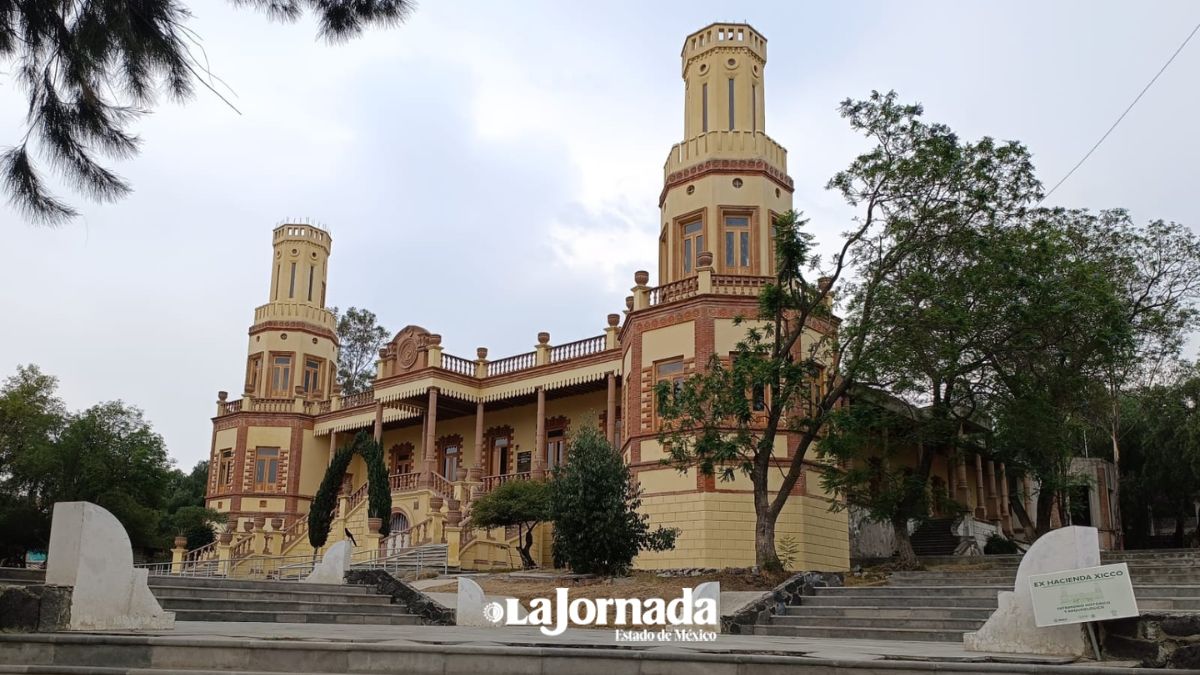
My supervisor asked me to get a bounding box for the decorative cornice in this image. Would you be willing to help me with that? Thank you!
[249,321,339,346]
[660,158,793,207]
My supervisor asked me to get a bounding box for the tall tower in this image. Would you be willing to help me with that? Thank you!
[658,23,793,285]
[244,223,338,401]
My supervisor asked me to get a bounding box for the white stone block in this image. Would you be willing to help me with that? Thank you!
[457,577,493,626]
[693,581,721,630]
[964,525,1099,656]
[302,540,352,584]
[46,501,175,631]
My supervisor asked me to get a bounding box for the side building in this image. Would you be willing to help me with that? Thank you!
[203,23,851,573]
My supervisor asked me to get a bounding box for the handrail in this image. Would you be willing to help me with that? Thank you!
[441,353,475,376]
[280,518,309,548]
[549,335,607,362]
[431,472,454,499]
[711,274,771,296]
[346,482,369,511]
[231,535,254,560]
[340,390,375,409]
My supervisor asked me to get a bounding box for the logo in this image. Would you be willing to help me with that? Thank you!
[481,601,505,624]
[483,583,719,640]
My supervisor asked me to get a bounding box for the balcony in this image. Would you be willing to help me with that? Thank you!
[663,130,788,181]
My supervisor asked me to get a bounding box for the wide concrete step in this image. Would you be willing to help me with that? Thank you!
[771,615,985,631]
[800,595,999,608]
[158,597,410,615]
[780,605,996,620]
[148,575,372,593]
[150,584,392,604]
[169,609,421,625]
[816,585,1006,598]
[753,623,967,642]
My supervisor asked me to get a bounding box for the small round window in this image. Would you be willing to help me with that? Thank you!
[686,185,695,195]
[732,178,743,188]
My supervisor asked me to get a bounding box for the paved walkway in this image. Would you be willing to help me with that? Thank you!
[138,621,1127,668]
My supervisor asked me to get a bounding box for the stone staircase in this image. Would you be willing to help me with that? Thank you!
[0,567,421,626]
[908,517,959,556]
[755,549,1200,642]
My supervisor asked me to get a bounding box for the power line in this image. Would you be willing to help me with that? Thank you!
[1041,19,1200,203]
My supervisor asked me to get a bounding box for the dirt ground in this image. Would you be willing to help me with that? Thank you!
[425,568,790,606]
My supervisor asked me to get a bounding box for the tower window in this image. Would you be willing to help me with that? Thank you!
[253,447,279,492]
[217,449,234,490]
[752,83,757,132]
[723,213,753,273]
[680,218,704,276]
[702,82,708,133]
[270,354,293,397]
[246,353,263,392]
[655,358,686,425]
[307,265,315,302]
[728,78,735,130]
[302,357,322,398]
[288,262,296,299]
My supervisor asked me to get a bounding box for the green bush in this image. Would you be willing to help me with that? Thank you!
[469,479,551,569]
[550,424,678,576]
[984,533,1019,555]
[308,431,392,548]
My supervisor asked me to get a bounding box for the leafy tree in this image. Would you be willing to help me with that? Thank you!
[1114,363,1200,547]
[551,424,677,576]
[160,461,223,551]
[656,91,1039,570]
[820,391,971,568]
[308,431,391,548]
[2,0,414,225]
[469,479,551,569]
[333,307,389,395]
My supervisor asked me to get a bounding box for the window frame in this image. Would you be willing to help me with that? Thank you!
[719,206,757,275]
[654,357,687,428]
[245,353,263,394]
[268,352,294,398]
[253,447,280,493]
[674,209,706,279]
[301,356,323,399]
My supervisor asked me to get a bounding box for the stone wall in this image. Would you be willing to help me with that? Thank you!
[1101,612,1200,669]
[0,585,71,633]
[345,569,454,625]
[721,571,843,634]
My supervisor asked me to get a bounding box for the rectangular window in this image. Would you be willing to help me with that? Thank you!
[722,213,753,273]
[442,443,459,479]
[245,353,262,392]
[728,78,735,130]
[655,359,686,421]
[702,82,708,133]
[217,449,234,489]
[302,357,321,397]
[307,265,315,302]
[288,262,296,299]
[752,83,757,132]
[491,435,510,476]
[270,354,293,397]
[546,428,566,469]
[680,218,704,276]
[254,448,279,492]
[274,264,281,300]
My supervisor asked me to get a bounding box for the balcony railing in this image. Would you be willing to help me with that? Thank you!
[487,351,536,376]
[431,472,454,499]
[549,335,607,363]
[346,482,369,511]
[389,472,419,492]
[712,274,770,296]
[482,472,531,493]
[280,518,308,549]
[340,390,374,409]
[441,353,475,376]
[650,277,699,306]
[220,399,242,414]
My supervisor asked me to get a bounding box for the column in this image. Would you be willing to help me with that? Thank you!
[533,387,546,479]
[421,388,438,487]
[328,430,338,467]
[955,455,971,505]
[974,454,986,520]
[469,400,484,482]
[986,459,1001,524]
[948,457,958,503]
[1000,462,1013,536]
[373,401,383,442]
[606,372,617,446]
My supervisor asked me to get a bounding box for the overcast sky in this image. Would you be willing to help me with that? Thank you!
[2,1,1198,470]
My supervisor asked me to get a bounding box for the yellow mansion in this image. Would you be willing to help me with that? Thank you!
[204,23,853,573]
